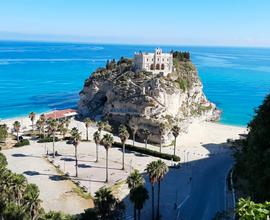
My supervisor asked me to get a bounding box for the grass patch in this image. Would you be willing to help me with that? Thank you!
[72,187,92,200]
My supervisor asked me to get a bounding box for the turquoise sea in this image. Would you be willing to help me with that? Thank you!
[0,41,270,126]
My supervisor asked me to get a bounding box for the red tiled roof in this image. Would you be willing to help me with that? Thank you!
[44,109,77,120]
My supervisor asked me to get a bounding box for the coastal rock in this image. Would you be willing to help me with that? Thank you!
[78,56,220,144]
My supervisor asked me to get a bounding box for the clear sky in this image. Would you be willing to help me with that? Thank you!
[0,0,270,47]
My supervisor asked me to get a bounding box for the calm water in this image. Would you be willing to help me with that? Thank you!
[0,41,270,126]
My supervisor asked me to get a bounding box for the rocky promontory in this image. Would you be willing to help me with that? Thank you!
[78,51,220,144]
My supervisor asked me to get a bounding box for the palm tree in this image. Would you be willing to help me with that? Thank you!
[94,187,118,220]
[127,170,145,220]
[29,112,36,133]
[130,125,138,147]
[48,119,58,158]
[141,129,151,149]
[70,127,81,177]
[145,161,158,220]
[158,123,166,153]
[39,114,46,138]
[118,124,129,170]
[13,121,21,142]
[10,173,27,205]
[130,185,149,220]
[93,131,101,162]
[172,125,180,156]
[97,121,112,133]
[23,183,42,220]
[155,160,169,220]
[127,169,145,189]
[101,134,114,183]
[58,122,68,140]
[84,117,92,141]
[64,118,71,129]
[36,119,42,137]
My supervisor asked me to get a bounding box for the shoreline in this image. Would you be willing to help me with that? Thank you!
[1,111,247,130]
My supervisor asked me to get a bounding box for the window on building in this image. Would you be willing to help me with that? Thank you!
[161,64,165,70]
[156,64,160,70]
[150,64,154,70]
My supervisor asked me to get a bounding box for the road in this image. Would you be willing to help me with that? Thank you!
[125,150,234,220]
[177,152,233,220]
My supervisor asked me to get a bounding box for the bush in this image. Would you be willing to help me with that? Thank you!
[14,139,30,147]
[113,142,180,162]
[38,136,59,143]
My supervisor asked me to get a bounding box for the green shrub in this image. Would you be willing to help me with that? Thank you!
[38,136,59,143]
[113,142,180,162]
[14,139,30,147]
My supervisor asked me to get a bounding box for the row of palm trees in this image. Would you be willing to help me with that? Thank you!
[127,159,169,220]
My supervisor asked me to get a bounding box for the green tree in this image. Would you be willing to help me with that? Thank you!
[23,183,43,220]
[94,187,124,220]
[70,127,81,177]
[2,202,29,220]
[155,160,169,220]
[172,125,180,156]
[29,112,36,133]
[101,134,114,183]
[234,93,270,201]
[145,161,158,220]
[127,169,145,190]
[42,211,74,220]
[130,185,149,220]
[0,124,8,143]
[236,198,270,220]
[127,170,145,220]
[93,131,101,162]
[118,124,129,170]
[158,123,166,153]
[58,122,68,140]
[141,129,151,149]
[10,174,27,206]
[13,121,21,142]
[48,119,58,158]
[84,117,92,141]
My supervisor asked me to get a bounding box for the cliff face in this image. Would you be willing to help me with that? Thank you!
[78,56,220,144]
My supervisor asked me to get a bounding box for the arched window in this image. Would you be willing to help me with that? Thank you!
[156,64,160,70]
[150,64,155,70]
[161,64,165,70]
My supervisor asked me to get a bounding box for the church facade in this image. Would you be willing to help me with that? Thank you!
[134,48,173,76]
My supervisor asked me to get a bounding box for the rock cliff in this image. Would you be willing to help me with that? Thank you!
[78,53,220,144]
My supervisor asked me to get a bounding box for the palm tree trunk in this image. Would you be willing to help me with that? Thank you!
[122,142,125,170]
[32,121,34,133]
[133,205,137,220]
[174,137,176,156]
[106,149,108,182]
[151,184,154,220]
[86,127,89,141]
[96,144,99,162]
[17,131,19,142]
[52,132,55,158]
[75,146,78,177]
[133,132,135,147]
[157,181,161,220]
[145,140,147,148]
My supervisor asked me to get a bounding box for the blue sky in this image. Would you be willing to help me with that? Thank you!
[0,0,269,46]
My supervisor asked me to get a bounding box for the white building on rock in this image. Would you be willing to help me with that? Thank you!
[134,48,173,76]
